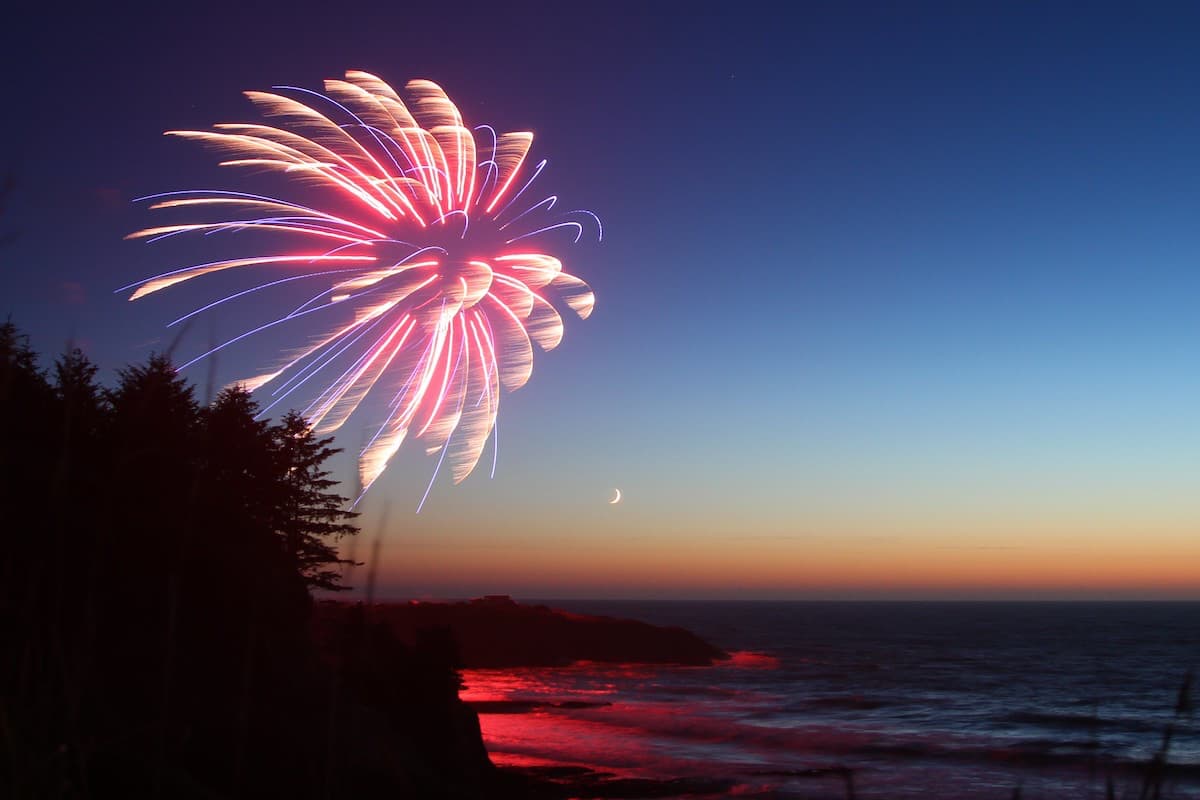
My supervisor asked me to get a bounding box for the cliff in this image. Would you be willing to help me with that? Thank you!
[323,596,727,668]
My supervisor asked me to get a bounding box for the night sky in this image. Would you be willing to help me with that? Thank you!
[4,2,1199,599]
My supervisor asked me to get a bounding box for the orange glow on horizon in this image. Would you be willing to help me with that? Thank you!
[360,508,1200,599]
[364,534,1200,597]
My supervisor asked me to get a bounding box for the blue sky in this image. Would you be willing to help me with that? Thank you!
[4,2,1199,597]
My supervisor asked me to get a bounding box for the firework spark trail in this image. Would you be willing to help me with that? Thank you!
[126,72,597,499]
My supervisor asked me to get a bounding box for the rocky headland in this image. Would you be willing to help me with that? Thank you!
[319,595,727,668]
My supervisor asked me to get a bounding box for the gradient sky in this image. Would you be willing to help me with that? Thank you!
[4,2,1199,599]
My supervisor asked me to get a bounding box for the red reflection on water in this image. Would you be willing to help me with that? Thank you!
[460,666,622,705]
[461,653,1141,800]
[725,651,780,669]
[461,652,787,779]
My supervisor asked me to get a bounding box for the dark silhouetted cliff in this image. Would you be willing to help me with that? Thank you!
[319,596,727,668]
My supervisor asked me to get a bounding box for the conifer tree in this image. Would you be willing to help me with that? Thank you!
[271,411,358,591]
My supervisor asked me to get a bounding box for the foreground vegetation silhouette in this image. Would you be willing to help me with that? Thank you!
[0,322,499,799]
[5,321,1193,800]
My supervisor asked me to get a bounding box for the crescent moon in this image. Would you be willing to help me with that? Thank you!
[609,488,622,505]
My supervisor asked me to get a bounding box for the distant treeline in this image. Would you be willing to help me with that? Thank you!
[0,322,498,798]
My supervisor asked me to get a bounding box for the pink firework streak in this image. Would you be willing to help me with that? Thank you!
[123,72,598,508]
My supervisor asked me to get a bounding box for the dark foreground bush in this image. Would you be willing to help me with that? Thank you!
[0,322,493,798]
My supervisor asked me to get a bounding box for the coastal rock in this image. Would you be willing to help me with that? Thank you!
[322,596,727,668]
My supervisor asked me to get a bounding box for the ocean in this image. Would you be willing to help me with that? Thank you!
[460,602,1200,799]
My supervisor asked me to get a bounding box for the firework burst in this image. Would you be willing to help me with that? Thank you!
[125,72,598,505]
